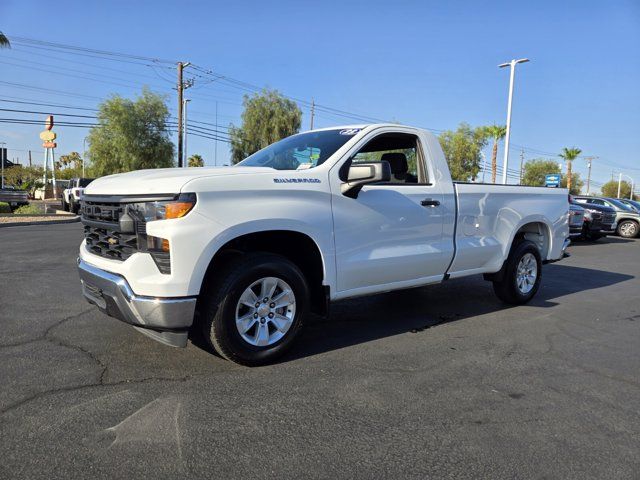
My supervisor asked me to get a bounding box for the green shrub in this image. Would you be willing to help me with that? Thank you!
[12,204,42,215]
[0,202,11,213]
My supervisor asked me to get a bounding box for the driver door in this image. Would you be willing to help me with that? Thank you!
[330,130,451,296]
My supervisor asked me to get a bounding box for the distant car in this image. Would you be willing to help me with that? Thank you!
[0,187,29,211]
[62,178,94,213]
[617,198,640,214]
[570,196,617,241]
[569,203,585,238]
[574,196,640,238]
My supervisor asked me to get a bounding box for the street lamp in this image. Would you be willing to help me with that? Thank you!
[617,173,634,199]
[498,58,530,184]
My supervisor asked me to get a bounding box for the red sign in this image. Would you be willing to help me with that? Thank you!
[45,115,54,131]
[42,141,57,148]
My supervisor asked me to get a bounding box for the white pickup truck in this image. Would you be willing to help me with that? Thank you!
[62,177,94,213]
[78,124,570,365]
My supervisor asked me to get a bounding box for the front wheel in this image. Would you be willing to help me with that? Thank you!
[492,240,542,305]
[617,220,639,238]
[198,253,309,366]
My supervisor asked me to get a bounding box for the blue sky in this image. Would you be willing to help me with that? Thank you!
[1,0,639,190]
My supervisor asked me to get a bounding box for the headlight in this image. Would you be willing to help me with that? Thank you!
[131,192,196,222]
[126,193,197,272]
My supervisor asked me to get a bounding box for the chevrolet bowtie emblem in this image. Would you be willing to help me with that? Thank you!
[107,238,117,245]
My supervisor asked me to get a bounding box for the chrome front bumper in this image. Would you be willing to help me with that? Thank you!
[77,259,197,347]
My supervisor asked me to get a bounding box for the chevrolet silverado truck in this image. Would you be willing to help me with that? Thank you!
[78,124,570,365]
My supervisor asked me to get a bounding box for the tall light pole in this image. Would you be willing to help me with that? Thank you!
[498,58,529,184]
[183,98,191,168]
[617,173,634,199]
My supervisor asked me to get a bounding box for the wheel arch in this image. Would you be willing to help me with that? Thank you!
[194,228,330,316]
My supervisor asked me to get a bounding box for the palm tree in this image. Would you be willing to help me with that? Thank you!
[0,32,10,48]
[188,154,204,167]
[559,147,582,193]
[484,124,507,183]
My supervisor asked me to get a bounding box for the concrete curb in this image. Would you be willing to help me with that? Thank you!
[0,216,80,228]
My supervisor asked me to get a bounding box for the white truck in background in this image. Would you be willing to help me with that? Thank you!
[77,124,570,365]
[62,177,94,213]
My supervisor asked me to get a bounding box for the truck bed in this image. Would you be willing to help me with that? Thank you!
[447,182,569,277]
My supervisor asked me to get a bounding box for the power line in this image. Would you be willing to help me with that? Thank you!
[8,35,175,65]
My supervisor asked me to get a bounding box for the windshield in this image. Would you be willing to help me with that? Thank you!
[236,129,359,170]
[608,198,634,211]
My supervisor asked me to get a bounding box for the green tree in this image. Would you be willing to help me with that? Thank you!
[483,124,506,183]
[521,159,561,187]
[2,166,43,197]
[188,154,204,167]
[0,32,10,48]
[87,88,174,175]
[559,147,582,193]
[521,158,583,194]
[56,151,83,170]
[561,172,584,195]
[601,179,632,199]
[229,89,302,164]
[438,123,488,181]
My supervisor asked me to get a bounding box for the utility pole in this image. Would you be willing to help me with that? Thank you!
[498,58,530,184]
[0,142,6,189]
[519,149,525,184]
[176,61,192,168]
[310,98,315,130]
[583,156,597,195]
[28,150,32,167]
[183,98,190,168]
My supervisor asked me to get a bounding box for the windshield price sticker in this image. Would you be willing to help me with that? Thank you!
[339,128,361,135]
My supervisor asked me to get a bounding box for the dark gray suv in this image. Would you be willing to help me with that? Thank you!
[574,196,640,238]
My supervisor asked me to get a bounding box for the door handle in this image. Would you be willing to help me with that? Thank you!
[421,198,440,207]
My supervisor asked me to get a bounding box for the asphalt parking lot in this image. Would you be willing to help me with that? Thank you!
[1,223,639,479]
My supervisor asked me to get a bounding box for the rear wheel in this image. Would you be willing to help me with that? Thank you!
[198,253,309,366]
[61,198,69,212]
[492,240,542,305]
[617,220,639,238]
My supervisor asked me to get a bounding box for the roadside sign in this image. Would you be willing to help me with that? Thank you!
[45,115,54,130]
[545,174,560,188]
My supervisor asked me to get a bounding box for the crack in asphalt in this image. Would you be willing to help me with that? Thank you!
[0,374,194,417]
[0,307,195,417]
[0,307,95,349]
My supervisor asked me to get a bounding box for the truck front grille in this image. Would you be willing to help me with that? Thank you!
[81,197,170,274]
[84,225,138,260]
[603,212,616,225]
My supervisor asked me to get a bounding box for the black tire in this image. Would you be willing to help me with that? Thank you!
[198,253,309,366]
[617,220,639,238]
[61,198,69,212]
[69,199,76,214]
[492,240,542,305]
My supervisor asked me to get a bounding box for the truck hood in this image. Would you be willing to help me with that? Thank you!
[84,166,274,195]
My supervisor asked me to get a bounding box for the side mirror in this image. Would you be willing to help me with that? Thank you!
[341,161,391,198]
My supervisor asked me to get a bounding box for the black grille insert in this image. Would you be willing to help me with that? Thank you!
[84,225,138,260]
